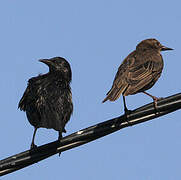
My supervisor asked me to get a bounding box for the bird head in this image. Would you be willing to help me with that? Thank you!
[39,57,72,82]
[136,39,173,52]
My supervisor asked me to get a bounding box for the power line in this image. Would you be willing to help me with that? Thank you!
[0,92,181,176]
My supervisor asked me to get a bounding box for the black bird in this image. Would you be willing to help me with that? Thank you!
[102,38,173,113]
[18,57,73,149]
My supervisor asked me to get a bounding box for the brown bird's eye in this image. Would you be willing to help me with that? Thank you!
[156,42,160,46]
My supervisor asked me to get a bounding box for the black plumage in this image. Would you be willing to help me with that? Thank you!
[102,38,173,113]
[18,57,73,148]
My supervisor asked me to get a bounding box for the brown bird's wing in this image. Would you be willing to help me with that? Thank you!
[102,51,136,102]
[124,53,163,96]
[102,51,163,102]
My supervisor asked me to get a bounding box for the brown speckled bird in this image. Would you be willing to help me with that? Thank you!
[102,38,173,113]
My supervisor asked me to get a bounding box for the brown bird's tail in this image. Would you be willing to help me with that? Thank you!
[102,84,128,103]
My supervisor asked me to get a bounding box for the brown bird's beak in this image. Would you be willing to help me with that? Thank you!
[161,46,173,51]
[39,59,52,66]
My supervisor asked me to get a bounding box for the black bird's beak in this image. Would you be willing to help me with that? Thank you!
[39,59,52,66]
[161,46,173,51]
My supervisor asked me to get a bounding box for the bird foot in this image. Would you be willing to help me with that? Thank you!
[58,138,61,156]
[152,96,163,114]
[125,108,132,116]
[143,92,163,112]
[124,108,132,125]
[58,133,62,156]
[30,143,38,150]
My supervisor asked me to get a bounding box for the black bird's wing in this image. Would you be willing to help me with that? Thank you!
[102,51,163,102]
[19,75,72,132]
[18,76,45,127]
[18,86,30,111]
[18,76,41,111]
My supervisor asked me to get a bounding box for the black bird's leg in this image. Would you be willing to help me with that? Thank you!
[143,92,162,111]
[31,127,38,149]
[58,132,62,156]
[58,132,62,141]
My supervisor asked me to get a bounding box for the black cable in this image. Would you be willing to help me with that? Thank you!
[0,92,181,176]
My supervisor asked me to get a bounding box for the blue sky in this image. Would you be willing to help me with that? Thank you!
[0,0,181,179]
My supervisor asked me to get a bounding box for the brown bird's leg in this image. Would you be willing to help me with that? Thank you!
[123,95,128,113]
[31,127,38,149]
[143,92,161,110]
[58,132,62,156]
[123,96,131,124]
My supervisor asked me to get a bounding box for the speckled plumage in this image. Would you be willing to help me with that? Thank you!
[19,57,73,148]
[103,39,173,112]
